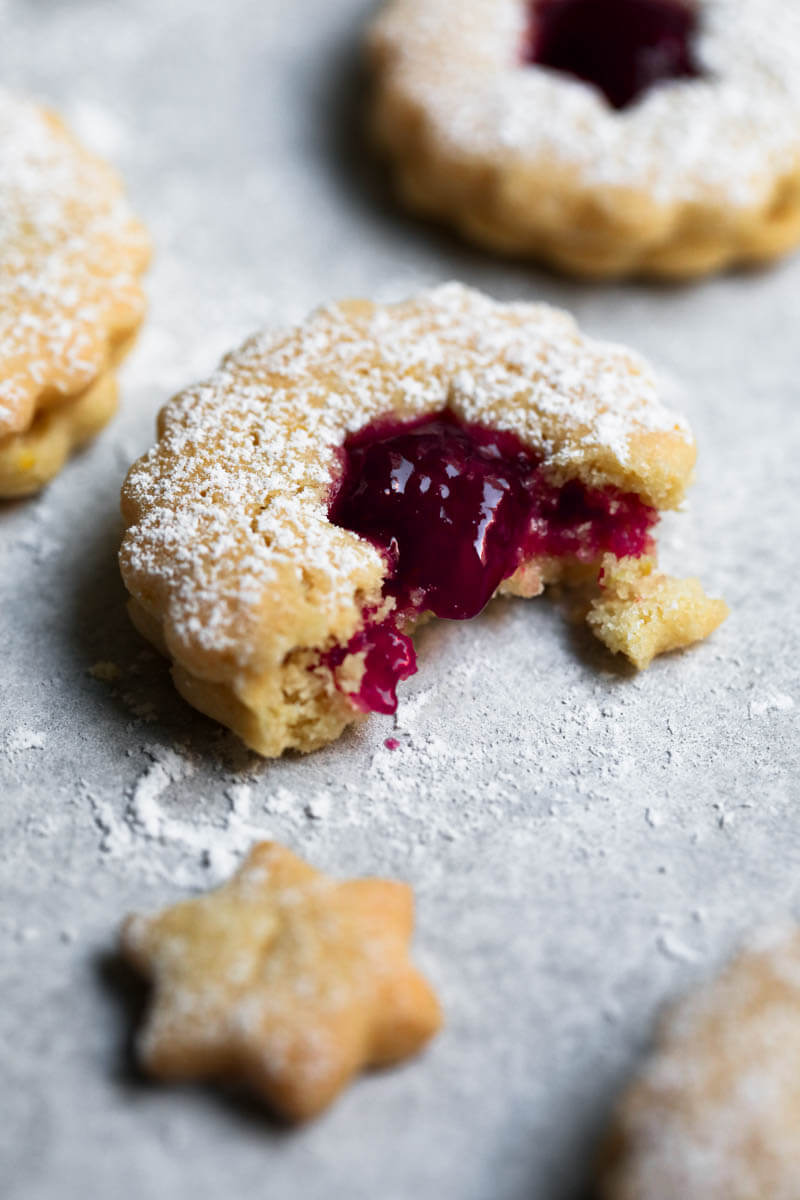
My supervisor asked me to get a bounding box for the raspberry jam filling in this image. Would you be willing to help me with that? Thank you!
[525,0,702,110]
[326,410,657,714]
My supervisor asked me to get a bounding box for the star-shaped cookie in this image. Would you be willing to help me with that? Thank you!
[121,842,442,1120]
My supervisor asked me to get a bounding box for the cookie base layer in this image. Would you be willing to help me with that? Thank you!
[0,369,118,498]
[128,562,568,756]
[1,90,150,447]
[127,548,720,757]
[367,0,800,279]
[371,101,800,278]
[127,598,361,757]
[120,285,712,757]
[0,326,141,499]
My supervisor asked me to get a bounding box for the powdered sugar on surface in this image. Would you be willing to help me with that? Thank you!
[5,727,47,754]
[121,283,690,662]
[81,744,275,887]
[1,1,799,1197]
[371,0,800,207]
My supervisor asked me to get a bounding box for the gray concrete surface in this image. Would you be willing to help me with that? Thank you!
[1,1,799,1197]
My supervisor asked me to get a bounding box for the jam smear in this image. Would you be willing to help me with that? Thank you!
[324,621,417,715]
[525,0,702,110]
[326,410,656,713]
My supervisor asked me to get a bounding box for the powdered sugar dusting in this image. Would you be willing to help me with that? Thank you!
[5,727,47,754]
[370,0,800,208]
[121,283,690,665]
[0,89,149,436]
[84,745,273,886]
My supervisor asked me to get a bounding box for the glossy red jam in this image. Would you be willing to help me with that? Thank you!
[326,410,656,713]
[323,620,417,715]
[525,0,702,110]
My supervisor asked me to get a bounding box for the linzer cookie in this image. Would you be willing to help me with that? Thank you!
[120,285,725,756]
[367,0,800,277]
[0,90,149,497]
[599,927,800,1199]
[122,841,442,1121]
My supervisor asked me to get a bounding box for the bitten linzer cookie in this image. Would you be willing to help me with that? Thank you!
[367,0,800,278]
[120,284,726,757]
[122,841,442,1121]
[0,90,149,497]
[598,927,800,1199]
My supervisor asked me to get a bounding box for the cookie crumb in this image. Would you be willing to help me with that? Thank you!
[89,660,121,682]
[587,555,728,669]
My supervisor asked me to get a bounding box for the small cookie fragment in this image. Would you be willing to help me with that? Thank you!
[598,928,800,1200]
[587,554,728,668]
[121,841,442,1120]
[88,659,121,683]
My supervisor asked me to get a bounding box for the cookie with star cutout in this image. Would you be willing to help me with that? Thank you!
[121,842,442,1120]
[367,0,800,277]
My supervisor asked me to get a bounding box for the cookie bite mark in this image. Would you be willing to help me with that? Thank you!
[526,0,703,111]
[326,409,658,713]
[121,841,442,1122]
[120,284,715,756]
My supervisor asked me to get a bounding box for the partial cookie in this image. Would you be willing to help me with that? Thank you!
[587,555,728,669]
[0,370,118,499]
[599,928,800,1199]
[122,841,442,1121]
[367,0,800,278]
[120,283,724,757]
[0,90,149,497]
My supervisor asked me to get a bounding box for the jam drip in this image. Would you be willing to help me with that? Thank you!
[525,0,702,111]
[323,622,417,716]
[327,410,657,714]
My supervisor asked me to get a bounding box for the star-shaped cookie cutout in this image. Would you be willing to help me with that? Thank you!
[121,841,442,1120]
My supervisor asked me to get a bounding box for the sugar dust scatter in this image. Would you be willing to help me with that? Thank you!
[5,727,47,754]
[748,692,794,719]
[305,793,332,820]
[78,743,366,887]
[83,744,280,886]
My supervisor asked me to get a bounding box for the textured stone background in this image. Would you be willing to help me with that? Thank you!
[1,2,798,1197]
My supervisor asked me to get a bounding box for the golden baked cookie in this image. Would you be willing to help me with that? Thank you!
[0,90,149,497]
[588,554,729,669]
[122,841,442,1121]
[120,283,726,757]
[598,927,800,1200]
[367,0,800,278]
